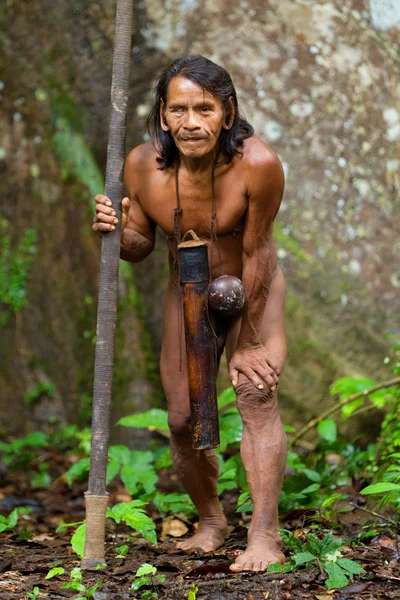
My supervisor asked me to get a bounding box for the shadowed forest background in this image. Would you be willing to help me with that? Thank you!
[1,0,399,436]
[0,1,399,598]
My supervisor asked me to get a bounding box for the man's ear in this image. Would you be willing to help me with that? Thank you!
[160,99,169,132]
[222,96,235,130]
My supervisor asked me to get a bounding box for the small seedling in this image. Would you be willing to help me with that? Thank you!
[187,583,198,599]
[115,544,129,558]
[130,563,166,598]
[61,567,102,599]
[27,587,40,600]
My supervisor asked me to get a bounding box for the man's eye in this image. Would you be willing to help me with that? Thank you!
[171,107,184,113]
[201,106,210,112]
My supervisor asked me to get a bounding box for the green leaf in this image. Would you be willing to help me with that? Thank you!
[123,510,157,545]
[108,444,132,465]
[321,494,343,509]
[360,482,400,495]
[107,500,146,523]
[188,583,199,600]
[300,483,321,495]
[117,409,169,431]
[136,563,157,577]
[219,411,243,451]
[115,544,129,557]
[106,459,121,484]
[71,523,86,558]
[217,386,236,409]
[152,492,196,518]
[324,561,349,590]
[64,457,90,486]
[294,551,317,566]
[131,575,151,591]
[267,561,294,573]
[301,468,322,483]
[45,567,65,579]
[330,377,376,399]
[336,558,365,576]
[317,419,337,442]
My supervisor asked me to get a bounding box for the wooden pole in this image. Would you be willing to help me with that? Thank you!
[81,0,133,570]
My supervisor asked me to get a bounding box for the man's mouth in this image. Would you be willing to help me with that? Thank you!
[180,137,206,142]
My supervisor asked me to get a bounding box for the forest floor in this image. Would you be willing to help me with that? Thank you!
[0,466,399,600]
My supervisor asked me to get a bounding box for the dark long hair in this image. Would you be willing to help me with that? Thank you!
[147,55,254,169]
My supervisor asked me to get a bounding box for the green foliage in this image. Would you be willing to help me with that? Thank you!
[152,492,196,519]
[330,377,392,419]
[45,567,65,579]
[71,523,86,558]
[268,530,365,590]
[187,583,198,600]
[27,586,40,600]
[106,500,157,545]
[115,544,129,558]
[117,408,169,431]
[24,381,54,406]
[52,117,103,199]
[317,419,337,442]
[0,228,37,321]
[61,567,102,599]
[130,563,166,598]
[0,507,32,533]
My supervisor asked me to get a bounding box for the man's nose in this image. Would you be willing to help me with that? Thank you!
[183,109,200,130]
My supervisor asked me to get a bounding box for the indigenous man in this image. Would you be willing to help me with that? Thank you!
[93,55,287,572]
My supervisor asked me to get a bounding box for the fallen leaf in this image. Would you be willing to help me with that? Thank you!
[161,516,189,538]
[29,534,54,542]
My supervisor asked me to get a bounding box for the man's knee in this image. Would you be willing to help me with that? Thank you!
[235,380,278,423]
[168,409,191,437]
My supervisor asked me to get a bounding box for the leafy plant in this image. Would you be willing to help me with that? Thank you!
[115,544,129,558]
[24,381,54,406]
[0,507,32,533]
[107,500,157,545]
[27,586,40,600]
[152,492,196,519]
[268,530,365,590]
[45,567,65,579]
[130,563,166,599]
[0,228,37,322]
[187,583,198,600]
[61,567,102,599]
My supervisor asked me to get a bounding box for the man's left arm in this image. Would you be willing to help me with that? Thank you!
[229,150,284,390]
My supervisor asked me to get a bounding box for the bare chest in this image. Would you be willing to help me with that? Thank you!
[139,168,248,239]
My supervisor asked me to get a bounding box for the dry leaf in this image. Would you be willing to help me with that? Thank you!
[161,516,188,538]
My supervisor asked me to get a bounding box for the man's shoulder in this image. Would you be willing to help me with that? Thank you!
[125,141,158,171]
[241,135,281,171]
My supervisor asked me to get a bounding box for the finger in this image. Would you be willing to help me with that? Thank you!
[94,194,112,207]
[241,367,265,390]
[229,367,239,387]
[93,222,115,232]
[267,359,280,376]
[94,213,118,225]
[95,203,116,216]
[121,197,130,213]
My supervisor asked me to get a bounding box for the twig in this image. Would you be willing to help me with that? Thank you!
[290,376,400,445]
[349,502,398,526]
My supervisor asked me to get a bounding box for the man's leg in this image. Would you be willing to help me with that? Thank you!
[160,280,227,551]
[226,267,288,571]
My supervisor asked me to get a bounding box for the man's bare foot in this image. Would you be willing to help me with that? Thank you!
[176,513,227,552]
[229,534,285,572]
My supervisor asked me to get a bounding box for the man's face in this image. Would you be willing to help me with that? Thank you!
[160,76,233,159]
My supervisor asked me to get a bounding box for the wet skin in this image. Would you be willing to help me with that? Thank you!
[93,76,287,571]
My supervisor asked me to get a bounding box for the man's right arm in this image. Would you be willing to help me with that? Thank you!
[92,147,156,263]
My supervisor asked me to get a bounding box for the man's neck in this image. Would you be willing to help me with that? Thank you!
[179,149,217,175]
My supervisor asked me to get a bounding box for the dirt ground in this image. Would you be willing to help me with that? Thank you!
[0,470,399,600]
